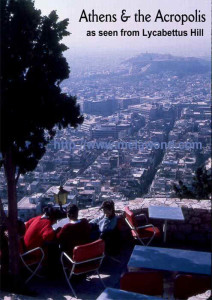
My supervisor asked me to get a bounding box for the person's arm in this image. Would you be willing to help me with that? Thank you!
[99,216,117,233]
[42,226,56,242]
[89,215,103,225]
[25,217,37,230]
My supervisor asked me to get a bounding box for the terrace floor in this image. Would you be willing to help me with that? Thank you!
[1,198,211,299]
[0,240,211,300]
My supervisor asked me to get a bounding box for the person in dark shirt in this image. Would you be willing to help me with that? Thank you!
[90,200,117,237]
[57,204,91,256]
[90,200,120,255]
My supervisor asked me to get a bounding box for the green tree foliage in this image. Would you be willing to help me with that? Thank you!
[192,166,212,199]
[1,0,83,174]
[0,0,83,289]
[173,166,212,200]
[173,180,194,199]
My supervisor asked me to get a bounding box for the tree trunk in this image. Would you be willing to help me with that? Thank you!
[4,149,20,287]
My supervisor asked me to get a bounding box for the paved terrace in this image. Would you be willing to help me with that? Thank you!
[0,198,211,300]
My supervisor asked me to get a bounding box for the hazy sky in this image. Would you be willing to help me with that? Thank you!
[35,0,211,57]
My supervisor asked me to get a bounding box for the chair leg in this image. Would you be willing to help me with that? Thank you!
[25,262,42,284]
[137,233,156,246]
[63,268,77,298]
[96,270,106,288]
[146,233,155,246]
[137,237,146,246]
[107,255,121,264]
[20,256,44,284]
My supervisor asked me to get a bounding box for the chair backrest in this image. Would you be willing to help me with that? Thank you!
[116,215,125,231]
[174,274,211,299]
[73,239,105,262]
[124,207,137,228]
[120,271,163,296]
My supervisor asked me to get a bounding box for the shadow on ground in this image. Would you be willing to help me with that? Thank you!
[0,245,133,300]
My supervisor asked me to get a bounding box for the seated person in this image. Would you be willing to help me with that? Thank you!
[24,205,61,250]
[57,204,91,256]
[24,205,62,275]
[89,200,120,255]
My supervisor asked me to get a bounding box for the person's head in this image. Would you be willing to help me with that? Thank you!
[43,205,61,224]
[100,200,115,218]
[67,204,79,221]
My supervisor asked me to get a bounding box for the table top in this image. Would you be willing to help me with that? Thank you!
[128,245,211,275]
[148,206,184,221]
[188,290,211,300]
[96,288,161,300]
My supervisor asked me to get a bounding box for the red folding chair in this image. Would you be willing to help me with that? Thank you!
[120,271,164,296]
[125,206,160,246]
[174,274,211,299]
[61,239,105,298]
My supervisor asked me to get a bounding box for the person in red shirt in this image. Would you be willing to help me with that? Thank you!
[24,205,60,250]
[57,204,91,256]
[24,205,63,277]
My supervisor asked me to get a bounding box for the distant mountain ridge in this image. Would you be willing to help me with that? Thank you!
[123,53,210,75]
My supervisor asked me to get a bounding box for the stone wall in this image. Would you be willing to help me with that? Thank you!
[79,198,211,248]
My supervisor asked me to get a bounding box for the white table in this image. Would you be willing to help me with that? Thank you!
[188,290,211,300]
[148,206,184,242]
[96,288,161,300]
[128,245,211,275]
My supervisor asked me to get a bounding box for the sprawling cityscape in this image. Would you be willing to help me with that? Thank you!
[1,52,211,221]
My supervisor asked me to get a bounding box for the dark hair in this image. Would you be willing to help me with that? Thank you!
[100,200,115,211]
[67,204,78,219]
[43,204,62,221]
